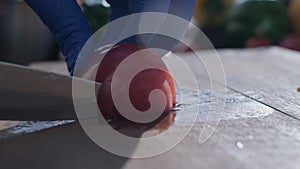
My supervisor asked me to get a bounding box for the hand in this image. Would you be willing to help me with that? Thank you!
[108,0,196,51]
[25,0,196,74]
[25,0,93,74]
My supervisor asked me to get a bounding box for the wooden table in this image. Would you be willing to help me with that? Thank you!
[0,47,299,169]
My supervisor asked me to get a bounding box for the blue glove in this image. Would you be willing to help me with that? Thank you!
[108,0,195,21]
[25,0,195,75]
[108,0,196,52]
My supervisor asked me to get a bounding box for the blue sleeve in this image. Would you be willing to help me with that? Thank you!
[25,0,93,75]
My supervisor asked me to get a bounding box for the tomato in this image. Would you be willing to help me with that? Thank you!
[279,34,300,51]
[95,44,176,119]
[172,42,196,53]
[245,37,273,48]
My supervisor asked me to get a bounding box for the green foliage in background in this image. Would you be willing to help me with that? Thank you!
[202,0,232,26]
[82,3,109,33]
[224,0,291,47]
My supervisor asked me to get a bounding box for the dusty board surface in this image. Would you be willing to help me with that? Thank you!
[182,47,300,120]
[0,94,300,169]
[0,70,299,169]
[0,121,20,131]
[1,48,300,169]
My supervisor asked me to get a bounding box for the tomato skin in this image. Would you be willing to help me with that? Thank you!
[245,37,273,48]
[279,34,300,51]
[95,44,176,119]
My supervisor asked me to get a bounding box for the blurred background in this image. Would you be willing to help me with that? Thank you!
[0,0,299,66]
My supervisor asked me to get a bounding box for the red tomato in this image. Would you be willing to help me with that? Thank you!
[172,42,196,53]
[279,34,300,51]
[245,37,273,48]
[96,44,176,119]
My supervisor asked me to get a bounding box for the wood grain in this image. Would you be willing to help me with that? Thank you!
[182,47,300,120]
[1,48,300,169]
[1,95,299,169]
